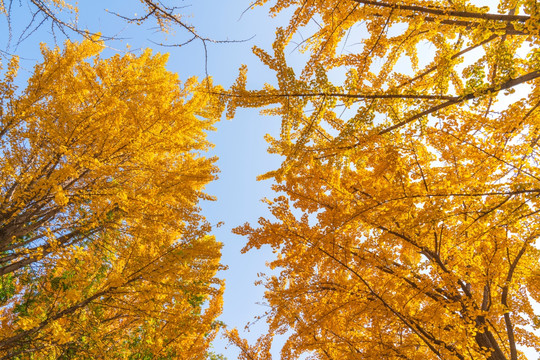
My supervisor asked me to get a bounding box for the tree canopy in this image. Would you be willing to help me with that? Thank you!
[225,0,540,359]
[0,38,224,358]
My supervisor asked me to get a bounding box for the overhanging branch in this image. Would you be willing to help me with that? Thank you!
[350,0,530,23]
[379,70,540,135]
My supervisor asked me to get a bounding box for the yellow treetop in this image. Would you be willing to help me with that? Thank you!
[227,0,540,359]
[0,38,224,358]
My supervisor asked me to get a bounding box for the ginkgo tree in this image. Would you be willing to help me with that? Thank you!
[226,0,540,359]
[0,38,224,358]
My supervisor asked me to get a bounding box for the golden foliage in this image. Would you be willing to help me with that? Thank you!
[228,0,540,359]
[0,39,224,358]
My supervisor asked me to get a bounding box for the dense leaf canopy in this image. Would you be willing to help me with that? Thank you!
[0,39,224,358]
[226,0,540,359]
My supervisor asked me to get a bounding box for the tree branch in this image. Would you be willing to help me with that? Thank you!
[380,70,540,134]
[500,235,535,360]
[350,0,530,23]
[396,34,499,89]
[222,90,459,101]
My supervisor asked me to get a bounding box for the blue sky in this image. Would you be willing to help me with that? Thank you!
[0,1,293,358]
